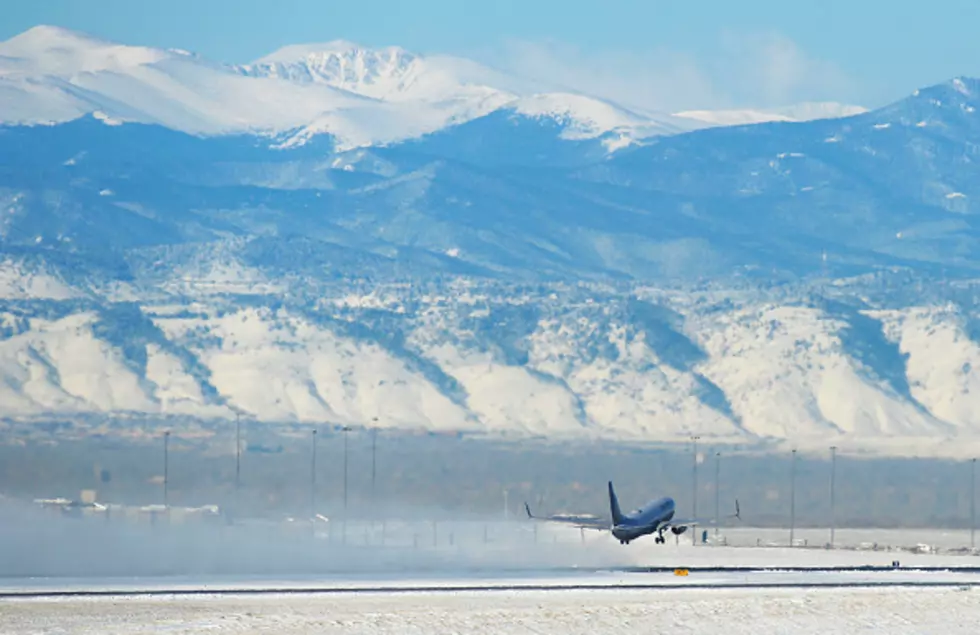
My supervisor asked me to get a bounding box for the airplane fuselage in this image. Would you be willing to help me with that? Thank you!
[525,482,737,546]
[611,496,675,542]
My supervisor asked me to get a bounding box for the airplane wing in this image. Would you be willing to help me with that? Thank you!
[524,502,609,530]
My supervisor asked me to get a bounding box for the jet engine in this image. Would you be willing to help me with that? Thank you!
[671,526,687,535]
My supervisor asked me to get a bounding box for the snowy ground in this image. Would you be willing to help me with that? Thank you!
[4,532,980,633]
[4,568,980,594]
[2,585,978,634]
[4,513,979,581]
[717,526,979,552]
[7,275,980,455]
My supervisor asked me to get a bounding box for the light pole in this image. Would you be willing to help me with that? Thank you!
[971,457,976,550]
[691,435,700,545]
[235,413,241,508]
[162,430,171,524]
[163,431,170,508]
[342,426,352,514]
[371,420,378,503]
[790,449,797,548]
[714,451,721,537]
[830,446,837,548]
[310,429,318,521]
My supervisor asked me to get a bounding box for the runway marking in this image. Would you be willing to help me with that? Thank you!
[2,580,979,599]
[614,566,980,573]
[3,566,980,599]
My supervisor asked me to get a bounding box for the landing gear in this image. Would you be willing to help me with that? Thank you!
[655,532,666,544]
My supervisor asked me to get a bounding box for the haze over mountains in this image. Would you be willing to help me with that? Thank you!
[2,26,980,457]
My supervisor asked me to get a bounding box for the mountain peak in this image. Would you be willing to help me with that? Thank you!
[0,24,167,74]
[3,24,106,48]
[673,101,868,127]
[510,92,695,142]
[940,76,980,100]
[242,40,422,100]
[255,39,412,65]
[874,75,980,128]
[907,76,979,99]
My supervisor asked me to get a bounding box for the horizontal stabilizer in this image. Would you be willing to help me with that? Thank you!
[522,499,608,530]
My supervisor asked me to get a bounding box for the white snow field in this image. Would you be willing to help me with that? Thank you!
[674,101,868,126]
[0,25,867,152]
[4,522,980,633]
[6,286,980,456]
[0,25,696,150]
[2,585,979,634]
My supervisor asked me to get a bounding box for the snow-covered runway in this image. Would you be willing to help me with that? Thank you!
[2,583,978,634]
[4,567,980,597]
[4,544,980,632]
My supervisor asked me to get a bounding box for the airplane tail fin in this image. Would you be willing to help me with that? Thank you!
[608,481,624,526]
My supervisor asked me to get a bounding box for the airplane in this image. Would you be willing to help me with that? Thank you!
[525,481,740,545]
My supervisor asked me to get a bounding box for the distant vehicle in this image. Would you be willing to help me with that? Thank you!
[525,481,740,545]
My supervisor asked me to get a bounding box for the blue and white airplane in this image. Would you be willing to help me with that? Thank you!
[525,481,740,545]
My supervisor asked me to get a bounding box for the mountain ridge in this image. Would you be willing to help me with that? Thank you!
[5,26,980,456]
[1,25,867,150]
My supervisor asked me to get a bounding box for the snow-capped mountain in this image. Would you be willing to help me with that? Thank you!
[9,25,980,457]
[0,25,372,138]
[239,38,697,149]
[0,24,170,75]
[0,26,699,150]
[238,40,541,102]
[1,74,978,283]
[673,102,869,127]
[2,263,980,458]
[0,26,865,152]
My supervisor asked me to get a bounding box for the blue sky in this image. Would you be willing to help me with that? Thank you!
[4,0,979,111]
